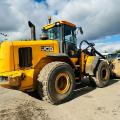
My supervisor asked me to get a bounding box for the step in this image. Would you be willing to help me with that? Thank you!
[75,65,80,67]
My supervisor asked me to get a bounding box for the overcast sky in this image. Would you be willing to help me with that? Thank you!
[0,0,120,52]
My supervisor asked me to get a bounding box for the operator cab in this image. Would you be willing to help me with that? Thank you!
[41,21,80,57]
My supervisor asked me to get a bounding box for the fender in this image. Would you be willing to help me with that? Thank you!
[85,56,100,76]
[34,53,76,70]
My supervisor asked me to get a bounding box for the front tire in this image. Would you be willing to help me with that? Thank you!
[37,62,75,104]
[92,61,110,88]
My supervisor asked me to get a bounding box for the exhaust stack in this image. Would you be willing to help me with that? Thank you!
[28,21,36,40]
[48,16,51,24]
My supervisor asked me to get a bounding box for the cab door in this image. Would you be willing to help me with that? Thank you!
[63,25,77,57]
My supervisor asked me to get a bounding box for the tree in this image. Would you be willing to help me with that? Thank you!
[115,49,120,53]
[104,50,108,53]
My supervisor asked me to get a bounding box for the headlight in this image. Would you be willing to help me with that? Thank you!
[55,22,60,26]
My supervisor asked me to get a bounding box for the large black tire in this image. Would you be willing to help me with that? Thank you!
[93,61,110,88]
[37,62,75,104]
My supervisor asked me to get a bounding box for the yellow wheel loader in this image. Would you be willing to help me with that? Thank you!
[0,20,110,104]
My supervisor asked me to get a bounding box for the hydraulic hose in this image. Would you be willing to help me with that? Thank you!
[79,40,105,59]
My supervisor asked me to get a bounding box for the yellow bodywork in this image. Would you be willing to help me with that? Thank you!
[0,41,96,89]
[0,40,60,91]
[0,40,96,92]
[0,39,82,91]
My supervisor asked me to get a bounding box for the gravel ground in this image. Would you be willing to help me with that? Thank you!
[0,79,120,120]
[0,87,51,120]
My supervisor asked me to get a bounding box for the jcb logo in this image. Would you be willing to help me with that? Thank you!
[41,46,54,52]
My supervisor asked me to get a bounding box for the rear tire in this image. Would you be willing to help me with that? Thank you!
[92,61,110,88]
[37,62,75,104]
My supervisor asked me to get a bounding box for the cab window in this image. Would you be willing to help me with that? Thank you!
[42,26,61,40]
[64,25,77,45]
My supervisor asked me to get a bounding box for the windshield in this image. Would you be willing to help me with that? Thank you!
[42,26,61,40]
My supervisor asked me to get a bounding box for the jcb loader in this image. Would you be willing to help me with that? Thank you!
[0,19,110,104]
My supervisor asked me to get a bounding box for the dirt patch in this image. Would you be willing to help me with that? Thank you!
[0,87,51,120]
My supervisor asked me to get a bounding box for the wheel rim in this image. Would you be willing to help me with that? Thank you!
[55,73,70,94]
[101,68,108,80]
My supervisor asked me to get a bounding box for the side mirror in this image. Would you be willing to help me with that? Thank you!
[79,27,83,34]
[75,27,83,35]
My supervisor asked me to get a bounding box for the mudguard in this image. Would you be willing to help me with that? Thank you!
[85,56,100,75]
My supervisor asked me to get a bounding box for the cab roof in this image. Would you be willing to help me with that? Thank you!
[42,20,76,30]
